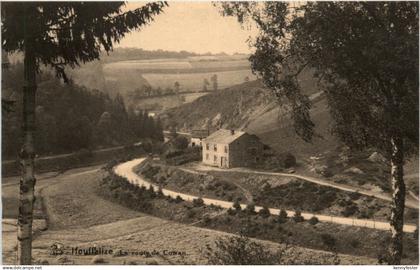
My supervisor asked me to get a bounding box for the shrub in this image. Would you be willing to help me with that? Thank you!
[233,200,242,212]
[350,239,360,248]
[321,233,337,251]
[308,216,319,225]
[187,209,196,219]
[175,195,184,203]
[204,235,281,265]
[193,197,204,207]
[203,216,212,225]
[244,202,256,215]
[341,204,359,217]
[173,136,189,150]
[283,152,296,168]
[293,210,304,222]
[227,208,237,216]
[277,209,288,223]
[259,206,271,218]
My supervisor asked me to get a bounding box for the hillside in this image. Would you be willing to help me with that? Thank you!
[162,79,419,195]
[163,78,336,157]
[163,80,274,130]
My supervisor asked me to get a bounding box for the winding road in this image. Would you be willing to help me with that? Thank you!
[191,164,419,210]
[114,158,417,233]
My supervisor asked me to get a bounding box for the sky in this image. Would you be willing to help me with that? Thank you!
[117,2,258,54]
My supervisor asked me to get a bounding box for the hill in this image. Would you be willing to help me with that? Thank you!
[163,76,335,158]
[162,79,419,195]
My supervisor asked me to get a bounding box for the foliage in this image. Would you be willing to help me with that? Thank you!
[220,3,419,263]
[244,202,256,215]
[282,152,296,168]
[277,209,288,224]
[259,206,271,218]
[292,210,304,223]
[2,2,167,82]
[192,197,204,207]
[204,235,281,265]
[321,233,337,251]
[172,135,189,150]
[308,216,319,225]
[232,199,242,212]
[2,64,164,158]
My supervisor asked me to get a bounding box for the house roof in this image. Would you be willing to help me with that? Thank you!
[191,129,209,139]
[203,129,246,144]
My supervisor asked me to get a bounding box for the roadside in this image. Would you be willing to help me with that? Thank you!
[187,162,419,210]
[118,158,417,233]
[2,163,376,265]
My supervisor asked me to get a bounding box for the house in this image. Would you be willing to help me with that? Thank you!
[202,129,264,168]
[190,129,209,147]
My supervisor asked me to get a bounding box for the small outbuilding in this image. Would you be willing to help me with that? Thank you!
[190,129,209,147]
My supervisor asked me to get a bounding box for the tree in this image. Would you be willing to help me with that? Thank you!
[220,2,418,264]
[1,2,167,264]
[210,74,218,91]
[202,78,210,92]
[174,81,181,94]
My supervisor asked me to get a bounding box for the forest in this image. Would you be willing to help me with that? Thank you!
[2,62,164,159]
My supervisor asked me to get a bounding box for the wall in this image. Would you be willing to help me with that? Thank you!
[229,134,264,168]
[202,140,228,167]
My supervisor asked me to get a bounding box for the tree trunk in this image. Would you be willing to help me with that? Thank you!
[387,135,405,265]
[17,18,37,264]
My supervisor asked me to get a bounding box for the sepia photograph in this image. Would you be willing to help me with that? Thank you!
[1,0,419,267]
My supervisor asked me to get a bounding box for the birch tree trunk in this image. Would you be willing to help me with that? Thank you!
[388,135,405,265]
[17,10,37,264]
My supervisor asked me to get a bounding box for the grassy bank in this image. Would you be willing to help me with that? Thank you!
[98,167,419,264]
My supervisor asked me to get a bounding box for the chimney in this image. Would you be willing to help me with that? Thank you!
[230,130,235,135]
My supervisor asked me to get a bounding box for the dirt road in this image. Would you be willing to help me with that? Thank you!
[191,163,419,210]
[3,163,375,265]
[115,158,417,233]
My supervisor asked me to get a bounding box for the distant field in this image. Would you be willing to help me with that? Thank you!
[133,92,209,111]
[101,56,257,94]
[143,70,256,92]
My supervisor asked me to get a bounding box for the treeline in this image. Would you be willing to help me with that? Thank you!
[101,48,199,63]
[2,62,163,159]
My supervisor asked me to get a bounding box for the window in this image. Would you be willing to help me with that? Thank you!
[206,143,209,150]
[224,146,228,153]
[206,153,209,160]
[214,155,217,162]
[214,144,217,151]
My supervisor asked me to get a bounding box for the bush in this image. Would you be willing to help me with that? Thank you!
[293,210,304,222]
[192,197,204,207]
[233,200,241,212]
[244,202,256,215]
[187,209,196,219]
[227,208,237,216]
[259,206,271,218]
[321,233,337,251]
[308,216,319,225]
[282,152,296,168]
[341,204,359,217]
[175,195,184,203]
[350,239,360,248]
[173,136,189,150]
[277,209,288,223]
[204,235,281,265]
